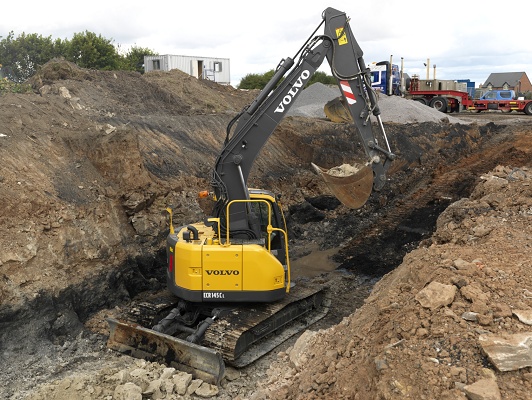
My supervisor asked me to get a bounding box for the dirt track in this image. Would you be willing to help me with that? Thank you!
[1,60,531,399]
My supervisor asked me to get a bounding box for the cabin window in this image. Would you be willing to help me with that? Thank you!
[214,62,222,72]
[152,59,161,70]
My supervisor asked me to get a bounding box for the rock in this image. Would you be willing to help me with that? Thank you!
[477,313,494,326]
[173,371,193,395]
[492,303,512,318]
[462,312,479,322]
[454,258,475,270]
[104,124,116,134]
[39,85,51,95]
[113,382,142,400]
[224,367,241,381]
[513,310,532,325]
[479,332,532,371]
[480,175,509,193]
[162,379,175,396]
[143,379,162,398]
[326,163,361,177]
[160,367,176,380]
[480,192,506,208]
[461,283,490,304]
[472,224,492,238]
[451,276,469,288]
[463,378,501,400]
[129,368,149,379]
[289,330,318,370]
[107,369,131,384]
[59,86,71,99]
[415,281,457,309]
[186,379,203,395]
[195,381,220,397]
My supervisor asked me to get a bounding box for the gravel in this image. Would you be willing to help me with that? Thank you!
[287,82,468,124]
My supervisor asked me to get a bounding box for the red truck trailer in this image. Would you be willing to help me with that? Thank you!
[407,76,532,115]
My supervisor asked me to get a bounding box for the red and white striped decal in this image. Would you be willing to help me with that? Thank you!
[340,80,356,105]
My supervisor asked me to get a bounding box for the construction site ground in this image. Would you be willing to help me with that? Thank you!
[0,60,531,399]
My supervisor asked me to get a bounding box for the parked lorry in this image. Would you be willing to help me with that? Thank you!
[468,89,532,114]
[406,77,532,115]
[325,63,532,120]
[368,61,401,95]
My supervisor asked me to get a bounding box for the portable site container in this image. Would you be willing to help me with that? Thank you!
[144,55,230,85]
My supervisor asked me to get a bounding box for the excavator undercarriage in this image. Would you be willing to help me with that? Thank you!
[107,283,329,384]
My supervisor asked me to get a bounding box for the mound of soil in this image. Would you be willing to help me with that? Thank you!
[259,165,532,400]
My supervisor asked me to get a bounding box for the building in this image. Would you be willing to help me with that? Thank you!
[481,72,532,95]
[144,55,230,85]
[456,79,476,98]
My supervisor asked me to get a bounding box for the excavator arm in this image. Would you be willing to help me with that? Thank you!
[212,7,395,238]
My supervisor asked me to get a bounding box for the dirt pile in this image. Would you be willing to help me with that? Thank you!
[256,165,532,400]
[1,59,531,399]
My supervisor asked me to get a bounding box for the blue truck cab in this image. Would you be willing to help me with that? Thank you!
[369,61,401,95]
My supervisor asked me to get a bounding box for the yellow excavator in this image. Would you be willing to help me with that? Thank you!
[107,6,395,384]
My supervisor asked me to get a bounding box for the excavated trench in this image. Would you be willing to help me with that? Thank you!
[1,119,528,397]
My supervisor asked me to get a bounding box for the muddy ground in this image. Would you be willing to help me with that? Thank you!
[0,60,531,399]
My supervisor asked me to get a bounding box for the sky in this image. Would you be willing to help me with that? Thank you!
[2,1,531,88]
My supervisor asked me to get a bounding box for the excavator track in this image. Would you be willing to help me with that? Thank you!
[204,283,330,367]
[107,283,330,382]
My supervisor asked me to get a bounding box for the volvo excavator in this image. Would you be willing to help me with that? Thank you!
[106,6,395,385]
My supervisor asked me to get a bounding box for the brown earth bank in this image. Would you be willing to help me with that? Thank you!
[0,60,531,399]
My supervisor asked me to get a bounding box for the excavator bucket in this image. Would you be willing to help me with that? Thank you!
[106,318,225,385]
[311,162,373,209]
[323,96,353,123]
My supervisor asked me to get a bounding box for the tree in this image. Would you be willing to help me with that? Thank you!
[238,69,335,90]
[0,31,159,82]
[119,45,157,73]
[65,31,121,70]
[238,70,276,90]
[0,31,63,82]
[306,71,336,86]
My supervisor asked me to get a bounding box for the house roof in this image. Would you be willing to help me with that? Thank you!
[482,72,525,87]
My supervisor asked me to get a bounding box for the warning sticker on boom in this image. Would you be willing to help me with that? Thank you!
[339,80,356,105]
[335,27,348,45]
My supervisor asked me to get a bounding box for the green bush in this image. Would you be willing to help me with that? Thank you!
[0,31,156,82]
[0,77,32,94]
[238,69,336,90]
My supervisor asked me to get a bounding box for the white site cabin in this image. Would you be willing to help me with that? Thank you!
[144,55,230,85]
